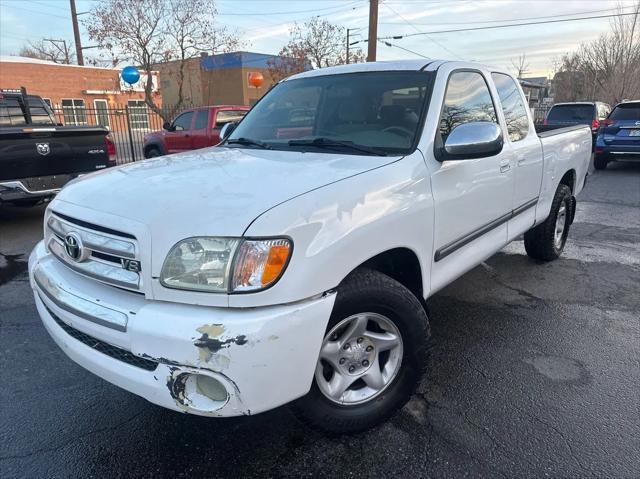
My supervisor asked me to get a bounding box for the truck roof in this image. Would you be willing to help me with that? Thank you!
[287,59,510,81]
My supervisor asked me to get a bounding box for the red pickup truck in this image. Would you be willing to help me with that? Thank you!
[143,105,249,158]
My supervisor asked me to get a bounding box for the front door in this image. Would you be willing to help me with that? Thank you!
[164,111,194,153]
[429,69,514,292]
[491,73,543,240]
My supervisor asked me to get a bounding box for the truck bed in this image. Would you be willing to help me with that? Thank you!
[0,125,111,182]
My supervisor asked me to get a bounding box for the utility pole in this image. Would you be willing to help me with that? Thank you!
[367,0,379,62]
[69,0,84,65]
[346,28,350,64]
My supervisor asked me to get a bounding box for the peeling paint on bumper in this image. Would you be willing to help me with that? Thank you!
[29,241,336,416]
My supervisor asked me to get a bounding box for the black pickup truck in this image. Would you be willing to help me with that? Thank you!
[0,89,116,206]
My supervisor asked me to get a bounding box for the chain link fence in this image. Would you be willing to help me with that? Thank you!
[49,102,196,164]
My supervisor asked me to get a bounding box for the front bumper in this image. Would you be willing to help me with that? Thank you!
[29,241,335,416]
[0,175,77,202]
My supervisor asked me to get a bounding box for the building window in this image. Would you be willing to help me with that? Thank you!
[94,99,110,129]
[61,98,87,125]
[127,100,149,130]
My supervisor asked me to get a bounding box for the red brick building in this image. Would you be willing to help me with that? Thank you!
[0,55,160,131]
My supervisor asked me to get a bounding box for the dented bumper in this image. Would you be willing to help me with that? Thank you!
[29,241,335,416]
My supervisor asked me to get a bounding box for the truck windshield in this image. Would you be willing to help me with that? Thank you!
[226,71,433,155]
[546,104,594,122]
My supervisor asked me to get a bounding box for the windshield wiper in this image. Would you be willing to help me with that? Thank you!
[287,137,388,156]
[225,137,272,149]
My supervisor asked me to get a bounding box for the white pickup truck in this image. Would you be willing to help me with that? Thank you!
[28,60,591,433]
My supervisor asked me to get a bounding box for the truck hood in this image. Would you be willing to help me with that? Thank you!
[56,146,400,238]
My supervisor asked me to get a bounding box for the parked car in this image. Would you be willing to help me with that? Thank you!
[543,101,611,145]
[0,88,116,207]
[143,105,249,157]
[28,60,591,433]
[594,100,640,169]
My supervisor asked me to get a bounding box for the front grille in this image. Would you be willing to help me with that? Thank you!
[46,212,141,291]
[44,302,158,371]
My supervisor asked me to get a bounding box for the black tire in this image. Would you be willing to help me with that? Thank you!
[145,147,161,158]
[291,269,430,434]
[524,184,572,261]
[593,155,608,170]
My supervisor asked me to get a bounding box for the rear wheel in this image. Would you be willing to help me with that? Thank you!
[594,155,608,170]
[524,184,572,261]
[145,147,161,158]
[291,269,430,434]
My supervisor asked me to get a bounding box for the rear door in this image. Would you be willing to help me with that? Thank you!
[601,102,640,153]
[492,73,543,240]
[164,110,194,153]
[429,69,514,291]
[190,108,210,150]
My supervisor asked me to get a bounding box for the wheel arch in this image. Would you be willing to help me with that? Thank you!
[343,247,425,305]
[144,141,165,157]
[559,169,576,193]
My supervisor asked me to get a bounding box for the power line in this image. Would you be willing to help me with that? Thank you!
[380,12,640,39]
[0,1,71,19]
[378,39,429,59]
[378,6,635,26]
[382,2,463,60]
[217,0,363,16]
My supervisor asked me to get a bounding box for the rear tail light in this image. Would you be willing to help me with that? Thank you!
[105,135,117,165]
[601,119,616,127]
[591,119,599,130]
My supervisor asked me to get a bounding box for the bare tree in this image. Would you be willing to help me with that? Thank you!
[554,1,640,104]
[19,39,74,64]
[267,17,365,82]
[511,53,530,79]
[84,0,241,119]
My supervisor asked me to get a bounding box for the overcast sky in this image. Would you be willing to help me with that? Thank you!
[0,0,633,78]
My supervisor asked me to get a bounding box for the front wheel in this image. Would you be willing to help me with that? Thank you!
[524,184,572,261]
[291,269,430,434]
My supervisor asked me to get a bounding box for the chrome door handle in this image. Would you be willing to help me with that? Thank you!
[517,158,527,165]
[500,164,511,173]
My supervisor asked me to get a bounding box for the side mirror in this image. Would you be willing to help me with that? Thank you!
[220,122,237,141]
[163,121,173,131]
[439,122,503,161]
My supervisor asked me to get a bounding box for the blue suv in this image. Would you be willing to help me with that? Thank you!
[594,101,640,170]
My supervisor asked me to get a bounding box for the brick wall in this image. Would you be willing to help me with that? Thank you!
[0,60,159,108]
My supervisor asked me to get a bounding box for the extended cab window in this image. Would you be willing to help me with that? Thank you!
[492,73,529,142]
[226,71,434,155]
[439,71,497,141]
[173,111,194,131]
[215,110,247,128]
[194,110,208,130]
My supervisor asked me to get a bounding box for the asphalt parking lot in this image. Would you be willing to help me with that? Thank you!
[1,162,639,478]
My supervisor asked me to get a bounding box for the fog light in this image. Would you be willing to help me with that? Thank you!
[195,374,228,402]
[170,373,229,412]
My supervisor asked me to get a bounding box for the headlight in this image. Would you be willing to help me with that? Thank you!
[160,237,292,293]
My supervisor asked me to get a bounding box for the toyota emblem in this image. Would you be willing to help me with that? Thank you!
[64,232,83,261]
